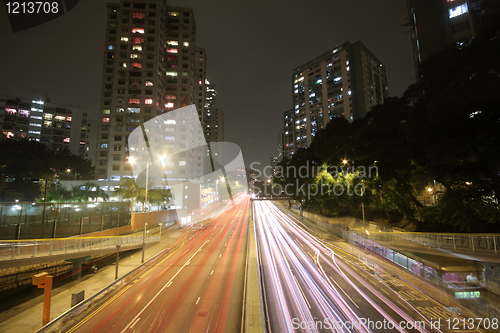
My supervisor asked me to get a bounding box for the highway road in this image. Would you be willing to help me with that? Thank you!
[254,200,480,333]
[61,195,250,333]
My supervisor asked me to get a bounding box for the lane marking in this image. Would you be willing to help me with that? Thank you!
[219,254,222,257]
[129,317,141,329]
[66,284,133,333]
[210,270,214,275]
[166,282,172,287]
[293,275,312,309]
[329,275,359,309]
[119,239,210,333]
[196,297,201,305]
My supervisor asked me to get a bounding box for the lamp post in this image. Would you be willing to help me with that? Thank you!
[66,168,77,180]
[128,156,148,263]
[427,187,435,205]
[142,165,149,263]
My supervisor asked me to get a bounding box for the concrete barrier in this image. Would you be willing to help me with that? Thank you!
[243,204,263,333]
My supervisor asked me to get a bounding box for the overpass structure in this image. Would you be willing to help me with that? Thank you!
[0,233,160,270]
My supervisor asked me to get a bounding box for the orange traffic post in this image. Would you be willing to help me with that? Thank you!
[32,272,53,326]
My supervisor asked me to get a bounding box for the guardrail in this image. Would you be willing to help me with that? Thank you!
[0,234,160,260]
[35,244,170,333]
[276,202,500,254]
[366,231,500,254]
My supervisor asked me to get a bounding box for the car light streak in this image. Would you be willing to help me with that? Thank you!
[254,200,445,333]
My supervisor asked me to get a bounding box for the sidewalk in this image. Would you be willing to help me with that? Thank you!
[0,226,187,333]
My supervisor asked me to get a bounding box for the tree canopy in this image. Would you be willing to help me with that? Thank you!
[0,139,94,202]
[275,21,500,232]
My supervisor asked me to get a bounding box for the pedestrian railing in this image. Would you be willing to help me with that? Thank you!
[0,234,160,260]
[276,202,500,255]
[34,244,170,333]
[367,232,500,254]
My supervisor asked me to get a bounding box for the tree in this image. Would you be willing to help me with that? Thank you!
[118,178,142,212]
[0,139,94,202]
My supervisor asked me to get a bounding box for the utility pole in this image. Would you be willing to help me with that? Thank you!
[115,245,121,280]
[142,222,147,263]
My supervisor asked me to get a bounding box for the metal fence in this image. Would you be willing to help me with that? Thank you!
[0,233,160,260]
[0,201,131,240]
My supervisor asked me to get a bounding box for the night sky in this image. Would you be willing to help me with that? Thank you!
[0,0,414,172]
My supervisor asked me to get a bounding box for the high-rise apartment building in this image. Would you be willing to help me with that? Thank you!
[0,94,95,162]
[283,109,294,159]
[95,0,202,182]
[276,129,284,163]
[407,0,500,80]
[203,81,224,144]
[286,41,387,155]
[195,47,207,122]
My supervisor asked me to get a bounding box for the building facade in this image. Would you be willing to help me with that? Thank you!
[0,94,94,162]
[203,81,224,144]
[95,0,202,182]
[407,0,500,80]
[285,41,387,155]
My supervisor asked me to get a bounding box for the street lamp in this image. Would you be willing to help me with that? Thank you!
[342,159,348,165]
[66,168,77,180]
[427,186,436,205]
[127,156,148,263]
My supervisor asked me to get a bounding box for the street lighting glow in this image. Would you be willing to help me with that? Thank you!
[128,156,137,164]
[342,159,348,164]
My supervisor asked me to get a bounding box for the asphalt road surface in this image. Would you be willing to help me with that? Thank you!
[62,195,250,333]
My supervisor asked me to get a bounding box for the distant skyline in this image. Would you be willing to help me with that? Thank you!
[0,0,414,171]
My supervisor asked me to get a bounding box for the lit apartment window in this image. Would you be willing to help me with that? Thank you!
[145,81,153,86]
[128,98,140,104]
[133,12,145,19]
[132,45,142,51]
[103,117,110,122]
[145,99,153,105]
[167,48,178,54]
[121,37,129,42]
[132,28,145,34]
[132,37,144,44]
[167,40,178,45]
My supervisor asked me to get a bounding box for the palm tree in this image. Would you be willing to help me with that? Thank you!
[69,182,108,202]
[147,188,172,210]
[118,178,144,212]
[46,186,71,202]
